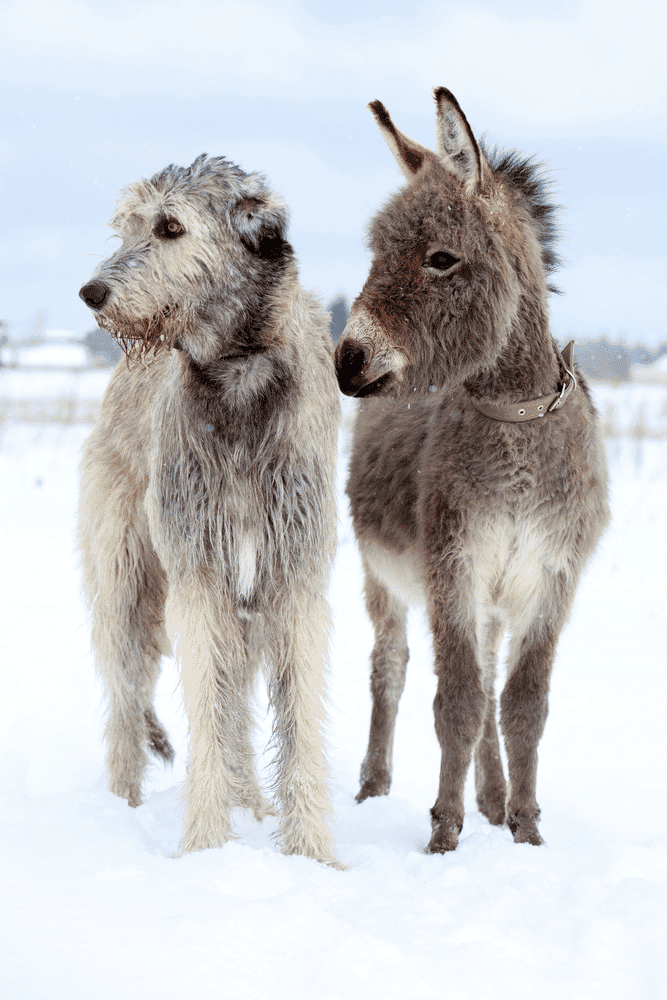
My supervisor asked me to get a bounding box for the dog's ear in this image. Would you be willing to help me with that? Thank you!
[233,196,293,263]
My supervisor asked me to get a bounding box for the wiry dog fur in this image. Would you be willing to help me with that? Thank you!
[335,90,609,852]
[79,154,340,865]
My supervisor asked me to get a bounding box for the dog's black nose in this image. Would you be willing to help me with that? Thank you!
[79,280,109,310]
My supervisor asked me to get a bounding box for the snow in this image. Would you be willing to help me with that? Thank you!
[11,343,89,369]
[1,335,92,372]
[0,367,110,403]
[1,377,666,1000]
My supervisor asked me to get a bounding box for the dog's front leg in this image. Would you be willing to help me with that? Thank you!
[167,581,248,854]
[267,595,340,867]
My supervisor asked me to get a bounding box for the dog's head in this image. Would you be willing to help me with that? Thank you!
[79,155,294,365]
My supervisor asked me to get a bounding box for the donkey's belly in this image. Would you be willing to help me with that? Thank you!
[360,538,427,607]
[464,509,572,628]
[360,509,573,625]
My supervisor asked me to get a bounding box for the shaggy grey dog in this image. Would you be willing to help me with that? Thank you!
[336,90,609,853]
[79,154,340,865]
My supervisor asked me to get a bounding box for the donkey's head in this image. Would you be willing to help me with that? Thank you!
[335,89,559,397]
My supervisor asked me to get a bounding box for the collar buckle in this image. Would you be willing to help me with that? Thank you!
[548,365,577,412]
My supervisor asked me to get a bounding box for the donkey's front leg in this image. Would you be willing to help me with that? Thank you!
[267,599,339,867]
[500,627,556,846]
[428,620,485,853]
[357,568,409,802]
[474,615,507,827]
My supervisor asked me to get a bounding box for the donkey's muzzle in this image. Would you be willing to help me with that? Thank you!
[335,340,371,397]
[334,339,395,398]
[79,280,110,311]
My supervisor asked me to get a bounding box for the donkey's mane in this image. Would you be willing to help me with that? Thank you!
[482,144,562,288]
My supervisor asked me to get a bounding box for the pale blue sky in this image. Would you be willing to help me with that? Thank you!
[1,0,666,344]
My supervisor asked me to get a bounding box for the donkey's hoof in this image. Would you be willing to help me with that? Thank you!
[476,796,506,827]
[427,818,461,853]
[356,780,389,803]
[356,768,391,802]
[508,814,544,846]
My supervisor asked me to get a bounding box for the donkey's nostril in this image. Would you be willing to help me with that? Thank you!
[335,340,368,385]
[340,342,366,373]
[79,280,110,310]
[335,339,371,397]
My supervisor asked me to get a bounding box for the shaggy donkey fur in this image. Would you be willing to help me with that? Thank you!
[79,154,340,864]
[335,90,609,852]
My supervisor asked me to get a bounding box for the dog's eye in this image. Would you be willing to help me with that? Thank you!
[158,219,185,239]
[423,251,460,271]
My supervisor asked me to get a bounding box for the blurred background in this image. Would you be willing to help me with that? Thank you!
[1,0,666,417]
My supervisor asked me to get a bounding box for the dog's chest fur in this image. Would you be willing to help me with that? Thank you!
[144,361,298,596]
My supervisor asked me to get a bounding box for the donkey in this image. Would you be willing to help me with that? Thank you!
[335,90,609,852]
[78,154,340,865]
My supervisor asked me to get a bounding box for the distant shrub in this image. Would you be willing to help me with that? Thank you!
[83,327,123,366]
[575,339,667,382]
[327,295,349,345]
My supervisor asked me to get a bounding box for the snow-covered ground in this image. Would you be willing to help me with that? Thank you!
[1,370,665,1000]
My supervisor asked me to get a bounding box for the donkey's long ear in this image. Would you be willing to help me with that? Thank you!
[368,100,433,181]
[433,87,484,193]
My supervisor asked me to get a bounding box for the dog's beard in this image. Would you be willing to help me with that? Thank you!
[97,305,180,365]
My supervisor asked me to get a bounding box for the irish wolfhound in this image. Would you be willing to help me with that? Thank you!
[78,154,340,865]
[335,90,609,852]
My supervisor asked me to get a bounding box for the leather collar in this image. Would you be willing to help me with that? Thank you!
[468,341,578,423]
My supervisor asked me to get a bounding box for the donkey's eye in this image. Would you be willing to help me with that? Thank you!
[158,219,185,239]
[424,251,460,271]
